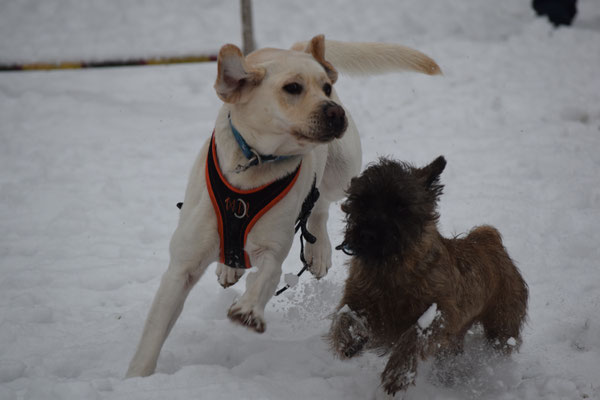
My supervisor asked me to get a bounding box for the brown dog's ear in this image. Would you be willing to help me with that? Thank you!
[214,44,265,103]
[421,156,447,188]
[303,34,338,84]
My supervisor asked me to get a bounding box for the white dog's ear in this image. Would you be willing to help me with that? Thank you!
[302,35,338,84]
[214,44,265,103]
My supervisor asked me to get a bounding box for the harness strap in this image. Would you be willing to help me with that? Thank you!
[275,177,320,296]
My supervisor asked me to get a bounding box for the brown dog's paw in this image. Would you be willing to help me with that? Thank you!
[341,335,368,359]
[328,307,369,359]
[381,350,418,395]
[227,304,266,333]
[216,263,245,288]
[381,363,415,396]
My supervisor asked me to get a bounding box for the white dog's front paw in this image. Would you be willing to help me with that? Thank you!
[304,239,332,279]
[216,263,245,288]
[227,302,266,333]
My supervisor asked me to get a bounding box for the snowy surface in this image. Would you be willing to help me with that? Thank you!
[1,0,600,399]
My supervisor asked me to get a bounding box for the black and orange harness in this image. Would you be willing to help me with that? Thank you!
[177,128,319,294]
[205,134,302,269]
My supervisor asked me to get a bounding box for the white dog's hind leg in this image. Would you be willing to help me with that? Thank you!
[216,262,245,288]
[126,259,208,377]
[227,252,282,333]
[304,197,333,279]
[126,204,218,378]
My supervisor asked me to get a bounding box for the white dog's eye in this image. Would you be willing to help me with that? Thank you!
[323,83,332,97]
[283,83,303,95]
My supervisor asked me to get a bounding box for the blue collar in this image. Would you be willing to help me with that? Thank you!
[229,115,293,171]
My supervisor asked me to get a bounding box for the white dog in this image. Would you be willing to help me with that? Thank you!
[126,35,440,378]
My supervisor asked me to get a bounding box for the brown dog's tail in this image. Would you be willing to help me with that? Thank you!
[291,39,442,76]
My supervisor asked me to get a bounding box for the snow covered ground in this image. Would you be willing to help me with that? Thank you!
[1,0,600,399]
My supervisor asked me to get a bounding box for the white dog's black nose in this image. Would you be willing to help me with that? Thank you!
[323,102,347,136]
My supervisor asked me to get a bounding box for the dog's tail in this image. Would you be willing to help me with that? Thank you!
[291,40,442,76]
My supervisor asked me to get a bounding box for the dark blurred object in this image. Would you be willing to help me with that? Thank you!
[533,0,577,26]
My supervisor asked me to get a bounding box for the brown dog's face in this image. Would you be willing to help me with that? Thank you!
[214,35,347,156]
[339,156,446,262]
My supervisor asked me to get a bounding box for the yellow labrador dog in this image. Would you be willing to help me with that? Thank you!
[127,35,440,377]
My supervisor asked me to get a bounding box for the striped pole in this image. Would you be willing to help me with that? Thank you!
[0,54,217,72]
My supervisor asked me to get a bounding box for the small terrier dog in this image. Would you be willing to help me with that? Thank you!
[329,156,528,395]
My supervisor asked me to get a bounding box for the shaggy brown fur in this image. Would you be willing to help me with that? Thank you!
[328,156,528,395]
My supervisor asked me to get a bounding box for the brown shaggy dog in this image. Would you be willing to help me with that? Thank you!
[328,156,528,395]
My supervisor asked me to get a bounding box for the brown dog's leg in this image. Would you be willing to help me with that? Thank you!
[381,308,448,395]
[481,280,528,353]
[381,328,419,395]
[467,226,529,354]
[328,307,370,359]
